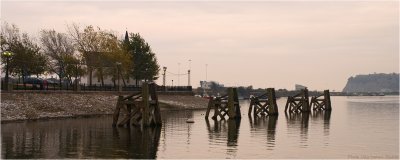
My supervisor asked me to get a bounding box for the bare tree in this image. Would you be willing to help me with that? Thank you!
[40,29,75,87]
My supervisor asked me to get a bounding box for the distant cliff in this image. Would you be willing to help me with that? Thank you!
[343,73,399,92]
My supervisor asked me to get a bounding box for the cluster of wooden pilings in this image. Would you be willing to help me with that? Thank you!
[112,82,162,127]
[205,87,332,119]
[310,90,332,111]
[205,88,241,120]
[248,88,279,117]
[285,88,332,113]
[284,88,310,112]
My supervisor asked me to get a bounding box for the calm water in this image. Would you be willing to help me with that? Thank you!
[1,96,399,159]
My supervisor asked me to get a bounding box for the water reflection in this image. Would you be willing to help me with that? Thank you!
[311,110,331,137]
[2,97,399,159]
[205,118,241,157]
[112,127,161,159]
[1,117,161,159]
[285,110,332,148]
[205,118,241,146]
[285,112,310,148]
[248,115,278,149]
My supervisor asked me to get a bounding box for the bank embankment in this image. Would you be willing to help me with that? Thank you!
[1,92,208,122]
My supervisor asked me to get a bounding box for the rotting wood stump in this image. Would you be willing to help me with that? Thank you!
[284,88,310,113]
[248,88,279,117]
[310,90,332,111]
[205,87,241,120]
[112,82,162,127]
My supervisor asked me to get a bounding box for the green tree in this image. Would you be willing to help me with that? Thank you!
[125,33,160,86]
[1,22,48,82]
[64,55,86,86]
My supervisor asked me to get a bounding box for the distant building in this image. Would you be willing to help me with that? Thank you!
[295,84,307,91]
[200,81,211,89]
[84,69,141,86]
[200,81,224,89]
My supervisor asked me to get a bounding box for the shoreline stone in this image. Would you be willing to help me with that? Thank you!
[1,92,208,123]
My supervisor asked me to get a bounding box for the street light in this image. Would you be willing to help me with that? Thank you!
[2,51,13,90]
[162,67,167,86]
[178,63,180,86]
[116,62,122,91]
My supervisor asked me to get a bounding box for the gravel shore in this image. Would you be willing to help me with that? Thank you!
[1,92,208,122]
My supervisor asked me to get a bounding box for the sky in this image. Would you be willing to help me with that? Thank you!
[1,0,399,91]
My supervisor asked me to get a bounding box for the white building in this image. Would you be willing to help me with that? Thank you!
[295,84,307,91]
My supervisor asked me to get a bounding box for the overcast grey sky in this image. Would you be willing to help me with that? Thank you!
[1,0,399,91]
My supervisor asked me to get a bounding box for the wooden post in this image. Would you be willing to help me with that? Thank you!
[142,83,150,126]
[112,95,124,127]
[302,88,310,112]
[227,88,236,119]
[233,88,241,119]
[324,90,332,111]
[284,97,291,112]
[248,97,254,117]
[267,88,279,115]
[205,98,214,119]
[149,83,162,125]
[126,98,132,127]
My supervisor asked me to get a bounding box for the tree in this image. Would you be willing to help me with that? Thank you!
[125,33,160,86]
[68,24,132,86]
[64,55,85,86]
[1,22,48,82]
[40,29,76,87]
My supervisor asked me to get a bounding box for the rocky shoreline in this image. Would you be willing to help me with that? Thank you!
[1,92,208,122]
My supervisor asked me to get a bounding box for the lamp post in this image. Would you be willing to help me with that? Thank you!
[188,59,191,86]
[205,64,208,82]
[2,51,13,90]
[162,67,167,86]
[178,62,180,86]
[116,62,122,91]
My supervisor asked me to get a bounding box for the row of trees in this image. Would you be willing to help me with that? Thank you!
[0,22,160,87]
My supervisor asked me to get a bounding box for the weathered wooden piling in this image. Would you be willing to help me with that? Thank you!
[310,90,332,111]
[248,88,279,117]
[112,82,162,127]
[205,87,241,120]
[284,88,310,113]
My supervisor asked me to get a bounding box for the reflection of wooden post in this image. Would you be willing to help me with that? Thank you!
[324,90,332,111]
[227,119,241,146]
[267,88,278,115]
[142,83,150,126]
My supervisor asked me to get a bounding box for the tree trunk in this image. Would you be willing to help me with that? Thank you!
[121,74,127,87]
[112,75,116,88]
[89,67,93,86]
